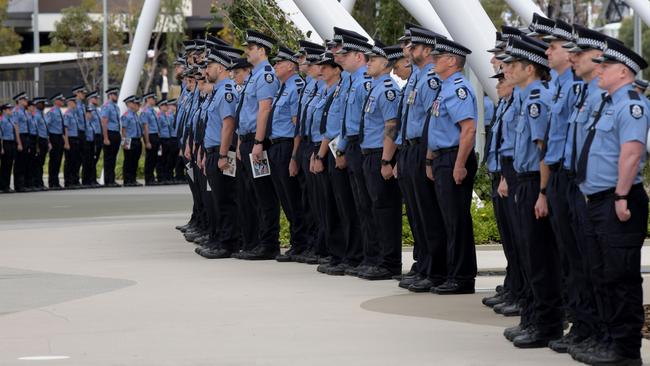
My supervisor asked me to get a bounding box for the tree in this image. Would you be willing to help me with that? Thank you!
[618,16,650,80]
[374,0,415,45]
[0,0,22,55]
[481,0,509,30]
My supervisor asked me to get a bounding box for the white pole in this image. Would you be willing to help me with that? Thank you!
[339,0,356,13]
[627,0,650,28]
[274,0,324,43]
[429,0,498,101]
[293,0,370,41]
[397,0,450,38]
[102,0,109,99]
[118,0,161,113]
[503,0,546,25]
[32,0,39,97]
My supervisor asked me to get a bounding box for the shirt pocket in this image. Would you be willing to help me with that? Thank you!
[595,113,614,132]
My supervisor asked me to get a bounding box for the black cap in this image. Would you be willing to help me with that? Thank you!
[65,95,77,103]
[212,44,244,59]
[123,95,137,104]
[383,45,405,61]
[328,27,368,47]
[303,47,325,63]
[227,57,253,71]
[563,25,610,53]
[592,40,648,75]
[183,40,196,52]
[243,29,277,49]
[272,45,299,63]
[143,92,155,100]
[1,103,12,111]
[72,85,87,94]
[336,34,373,54]
[634,79,649,92]
[398,22,421,43]
[86,90,99,99]
[543,19,574,42]
[315,51,341,69]
[206,49,232,67]
[205,34,228,47]
[408,27,439,47]
[157,99,168,106]
[167,98,177,105]
[298,40,325,55]
[500,37,549,68]
[487,32,504,53]
[12,92,27,101]
[366,39,387,58]
[433,38,472,57]
[528,13,555,37]
[32,96,46,104]
[106,87,119,96]
[194,39,206,51]
[50,93,65,102]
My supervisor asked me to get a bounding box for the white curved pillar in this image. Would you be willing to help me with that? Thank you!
[118,0,161,113]
[339,0,356,13]
[293,0,370,41]
[275,0,324,43]
[627,0,650,28]
[397,0,450,38]
[504,0,545,26]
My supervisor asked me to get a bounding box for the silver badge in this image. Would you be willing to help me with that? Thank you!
[631,104,643,119]
[456,87,467,100]
[364,81,372,91]
[225,92,233,103]
[428,78,439,90]
[529,103,540,118]
[385,90,396,101]
[264,73,274,83]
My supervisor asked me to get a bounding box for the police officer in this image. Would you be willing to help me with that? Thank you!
[236,30,281,260]
[25,100,38,191]
[267,45,312,261]
[101,87,122,187]
[574,40,648,366]
[63,96,81,188]
[81,104,99,187]
[0,103,20,193]
[165,98,181,183]
[500,37,564,347]
[142,92,162,185]
[195,48,240,259]
[353,43,402,280]
[31,97,49,190]
[87,91,103,186]
[121,95,144,187]
[72,86,92,188]
[46,93,66,190]
[11,92,31,192]
[156,99,172,183]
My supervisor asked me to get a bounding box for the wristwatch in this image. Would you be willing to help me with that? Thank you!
[219,154,228,159]
[253,139,264,145]
[336,150,345,157]
[614,193,628,201]
[381,159,391,166]
[540,187,547,195]
[425,159,433,166]
[314,154,322,161]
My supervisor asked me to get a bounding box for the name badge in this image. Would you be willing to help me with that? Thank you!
[364,96,375,113]
[407,90,417,105]
[432,98,441,117]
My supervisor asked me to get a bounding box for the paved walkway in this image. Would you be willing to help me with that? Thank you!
[0,186,647,365]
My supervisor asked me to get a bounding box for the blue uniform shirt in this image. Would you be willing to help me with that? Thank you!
[75,98,87,132]
[121,110,143,139]
[64,108,80,137]
[513,80,553,173]
[579,85,649,195]
[90,105,102,136]
[563,77,603,170]
[298,77,319,137]
[45,106,65,135]
[395,64,420,145]
[339,65,371,151]
[27,111,37,136]
[271,73,303,139]
[499,87,521,159]
[323,80,344,141]
[312,81,340,143]
[360,74,399,149]
[0,115,15,140]
[238,60,279,135]
[168,111,177,138]
[141,106,160,134]
[12,106,30,134]
[544,68,582,165]
[205,79,237,148]
[34,110,48,138]
[484,95,495,126]
[406,63,440,140]
[100,100,121,132]
[427,71,477,151]
[487,98,508,173]
[158,110,171,138]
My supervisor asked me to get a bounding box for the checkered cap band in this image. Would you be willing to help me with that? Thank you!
[577,37,606,51]
[604,47,641,74]
[435,43,468,56]
[342,41,371,53]
[276,50,299,63]
[509,47,549,68]
[410,35,436,45]
[247,36,273,49]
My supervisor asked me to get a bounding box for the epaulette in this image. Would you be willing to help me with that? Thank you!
[541,81,549,89]
[454,77,463,84]
[383,78,393,87]
[363,72,372,79]
[224,83,233,90]
[628,90,641,100]
[427,69,436,76]
[295,78,305,87]
[529,89,541,99]
[264,65,273,72]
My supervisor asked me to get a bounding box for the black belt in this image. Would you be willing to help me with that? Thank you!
[361,147,382,155]
[239,133,255,142]
[431,146,459,159]
[586,183,643,203]
[302,135,312,143]
[346,135,359,144]
[268,137,292,145]
[49,133,62,137]
[406,138,421,146]
[548,163,561,172]
[516,171,540,181]
[205,146,220,154]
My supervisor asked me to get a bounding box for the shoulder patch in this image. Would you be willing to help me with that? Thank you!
[364,81,372,91]
[264,65,273,72]
[385,89,396,101]
[528,103,540,118]
[428,77,440,90]
[630,104,644,119]
[225,92,234,103]
[264,73,274,83]
[628,90,641,100]
[456,87,468,100]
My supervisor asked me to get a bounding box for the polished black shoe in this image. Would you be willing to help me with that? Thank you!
[499,302,521,317]
[197,247,232,259]
[398,273,426,289]
[276,247,304,263]
[482,293,506,307]
[175,224,189,231]
[432,280,475,295]
[316,263,331,273]
[184,231,204,242]
[548,332,586,354]
[193,234,210,244]
[326,263,349,276]
[317,255,331,265]
[504,324,528,342]
[582,346,642,366]
[241,247,279,260]
[304,253,321,265]
[344,264,364,277]
[493,301,510,314]
[568,335,600,361]
[513,328,562,349]
[408,278,443,293]
[359,266,399,281]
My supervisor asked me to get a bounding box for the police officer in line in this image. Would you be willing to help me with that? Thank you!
[121,95,144,187]
[82,104,99,187]
[355,42,403,280]
[395,27,448,292]
[167,98,184,182]
[335,34,377,277]
[0,103,20,193]
[11,92,32,192]
[142,92,162,185]
[87,91,104,184]
[266,45,312,261]
[500,36,564,348]
[235,30,281,260]
[31,97,49,190]
[46,93,66,190]
[195,48,239,259]
[156,99,172,183]
[72,86,92,188]
[62,95,81,188]
[101,87,122,187]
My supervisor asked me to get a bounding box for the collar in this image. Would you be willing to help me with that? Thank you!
[521,79,544,99]
[351,65,368,80]
[252,60,271,75]
[214,78,230,90]
[556,67,573,85]
[610,83,634,104]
